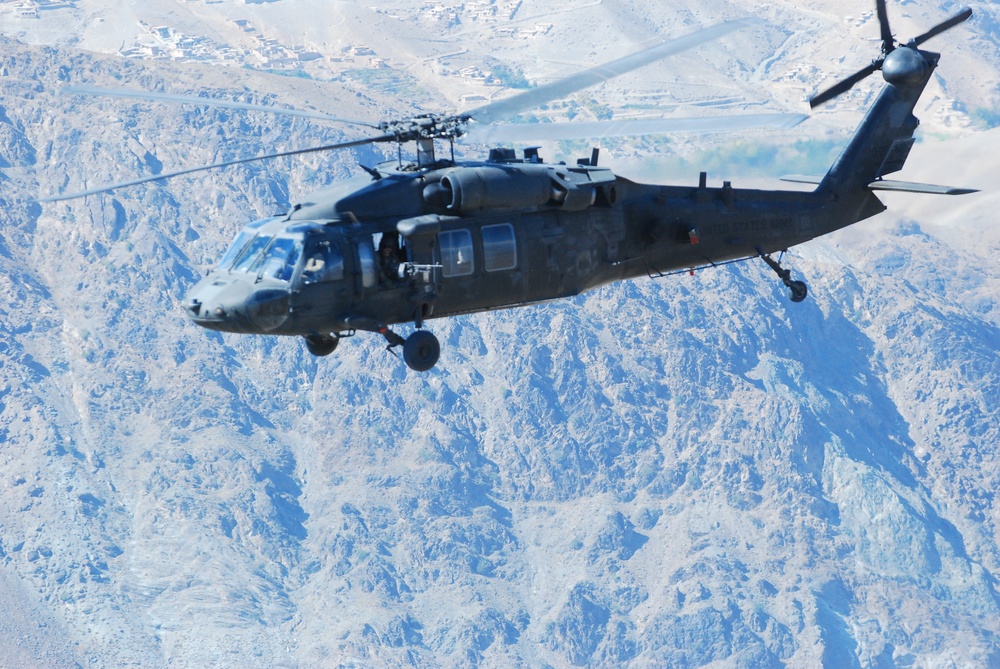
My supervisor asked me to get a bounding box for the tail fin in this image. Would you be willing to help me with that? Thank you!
[817,48,937,197]
[809,5,973,219]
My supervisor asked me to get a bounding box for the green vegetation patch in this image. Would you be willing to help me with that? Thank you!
[487,63,532,90]
[342,68,428,100]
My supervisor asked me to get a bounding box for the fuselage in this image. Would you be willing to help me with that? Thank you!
[185,42,948,346]
[182,154,881,338]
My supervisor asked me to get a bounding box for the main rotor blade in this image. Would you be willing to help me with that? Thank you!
[38,134,395,202]
[62,85,379,128]
[463,19,758,125]
[465,112,808,143]
[809,61,880,109]
[908,7,973,47]
[876,0,895,53]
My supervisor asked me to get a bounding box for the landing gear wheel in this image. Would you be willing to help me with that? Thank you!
[760,252,809,305]
[403,330,440,372]
[787,280,808,303]
[304,333,339,357]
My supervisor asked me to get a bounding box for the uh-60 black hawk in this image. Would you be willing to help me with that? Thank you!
[43,1,978,371]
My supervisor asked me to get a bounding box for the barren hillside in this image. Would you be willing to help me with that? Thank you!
[1,1,999,666]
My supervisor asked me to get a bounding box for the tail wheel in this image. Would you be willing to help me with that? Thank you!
[403,330,440,371]
[304,333,339,357]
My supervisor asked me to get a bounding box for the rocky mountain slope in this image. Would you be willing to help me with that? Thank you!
[2,1,1000,666]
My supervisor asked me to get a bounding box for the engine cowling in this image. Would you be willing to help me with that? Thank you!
[426,166,555,213]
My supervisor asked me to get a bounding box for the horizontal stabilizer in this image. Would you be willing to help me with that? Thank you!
[868,180,979,195]
[780,174,824,185]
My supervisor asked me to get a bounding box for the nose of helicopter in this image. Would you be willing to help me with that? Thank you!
[183,275,290,333]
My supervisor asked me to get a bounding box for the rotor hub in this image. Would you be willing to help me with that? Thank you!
[882,47,931,87]
[377,114,469,143]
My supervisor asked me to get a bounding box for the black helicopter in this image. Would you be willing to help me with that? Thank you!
[42,2,978,372]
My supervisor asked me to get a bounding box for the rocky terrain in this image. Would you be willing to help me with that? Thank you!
[2,0,1000,666]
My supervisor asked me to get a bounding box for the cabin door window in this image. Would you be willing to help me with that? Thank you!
[482,223,517,272]
[439,229,475,278]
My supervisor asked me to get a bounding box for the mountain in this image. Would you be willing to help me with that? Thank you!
[2,1,1000,666]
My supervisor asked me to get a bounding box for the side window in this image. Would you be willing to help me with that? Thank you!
[439,229,474,278]
[482,223,516,272]
[301,242,344,284]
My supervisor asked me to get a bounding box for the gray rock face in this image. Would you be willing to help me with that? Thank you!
[1,17,1000,668]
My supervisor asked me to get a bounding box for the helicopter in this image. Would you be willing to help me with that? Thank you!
[41,2,978,372]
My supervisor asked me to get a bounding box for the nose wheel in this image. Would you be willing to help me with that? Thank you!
[760,252,808,303]
[304,333,339,356]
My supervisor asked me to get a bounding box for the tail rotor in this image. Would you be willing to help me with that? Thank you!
[809,1,972,109]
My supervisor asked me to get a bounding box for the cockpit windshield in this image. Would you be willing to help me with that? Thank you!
[253,237,302,283]
[218,231,255,270]
[231,234,274,273]
[218,217,280,271]
[215,219,339,286]
[222,233,303,284]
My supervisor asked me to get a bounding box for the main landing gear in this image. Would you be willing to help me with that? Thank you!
[402,330,440,372]
[304,327,440,371]
[378,326,441,372]
[303,320,440,372]
[760,252,808,303]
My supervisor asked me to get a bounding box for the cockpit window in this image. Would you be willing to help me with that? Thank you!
[301,241,345,284]
[232,234,274,273]
[219,217,281,271]
[219,231,255,270]
[253,237,302,283]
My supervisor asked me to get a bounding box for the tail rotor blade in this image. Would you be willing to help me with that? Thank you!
[908,7,973,47]
[876,0,895,53]
[809,5,972,109]
[809,61,880,108]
